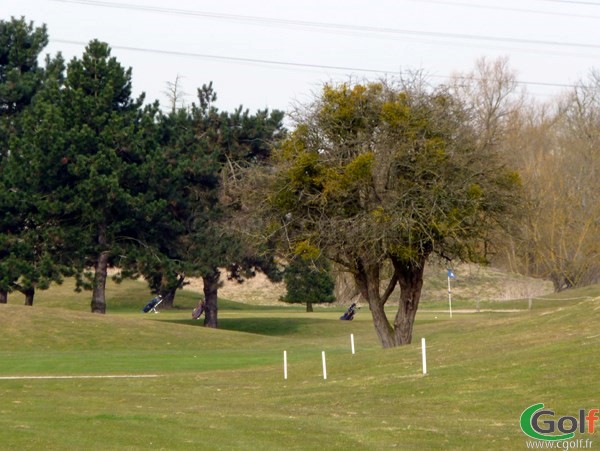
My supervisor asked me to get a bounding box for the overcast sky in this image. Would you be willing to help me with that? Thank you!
[5,0,600,113]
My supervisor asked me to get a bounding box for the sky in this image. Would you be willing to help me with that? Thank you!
[5,0,600,114]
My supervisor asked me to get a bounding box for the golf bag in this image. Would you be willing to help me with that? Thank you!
[192,301,206,320]
[142,295,163,313]
[340,303,357,320]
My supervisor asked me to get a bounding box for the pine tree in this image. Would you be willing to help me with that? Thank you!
[0,17,50,304]
[0,17,48,156]
[17,40,164,313]
[281,258,335,312]
[129,83,285,325]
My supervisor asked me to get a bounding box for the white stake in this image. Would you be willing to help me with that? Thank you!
[283,350,288,380]
[448,275,453,318]
[350,333,355,355]
[322,351,327,380]
[421,338,427,375]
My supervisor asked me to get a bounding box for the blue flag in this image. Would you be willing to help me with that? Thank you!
[447,269,456,279]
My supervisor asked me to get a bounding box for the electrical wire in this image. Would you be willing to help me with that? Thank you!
[401,0,600,20]
[50,0,600,51]
[534,0,600,6]
[53,38,579,90]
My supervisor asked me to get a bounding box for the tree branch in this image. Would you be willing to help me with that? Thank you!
[380,271,399,306]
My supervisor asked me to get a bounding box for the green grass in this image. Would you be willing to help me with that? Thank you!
[0,280,599,450]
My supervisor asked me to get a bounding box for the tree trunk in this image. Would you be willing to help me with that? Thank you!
[159,273,185,309]
[0,289,7,304]
[91,250,110,314]
[392,257,426,345]
[369,298,397,348]
[203,269,220,328]
[159,286,176,309]
[306,301,313,312]
[23,288,35,306]
[354,260,398,348]
[352,256,427,348]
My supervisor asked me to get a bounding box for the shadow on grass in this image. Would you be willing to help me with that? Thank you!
[220,317,318,335]
[161,317,341,336]
[160,312,441,337]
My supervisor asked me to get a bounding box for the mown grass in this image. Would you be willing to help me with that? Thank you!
[0,279,598,450]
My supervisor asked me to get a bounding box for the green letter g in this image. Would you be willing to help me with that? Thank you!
[520,403,575,441]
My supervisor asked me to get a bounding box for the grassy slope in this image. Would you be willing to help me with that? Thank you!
[0,280,598,450]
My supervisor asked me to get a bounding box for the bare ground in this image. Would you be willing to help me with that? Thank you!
[185,272,286,305]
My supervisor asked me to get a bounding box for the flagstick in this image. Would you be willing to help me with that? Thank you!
[448,275,453,318]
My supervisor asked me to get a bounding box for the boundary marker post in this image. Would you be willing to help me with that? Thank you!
[421,338,427,375]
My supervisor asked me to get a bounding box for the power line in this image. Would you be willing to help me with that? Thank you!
[54,39,393,74]
[402,0,600,20]
[50,0,600,51]
[534,0,600,6]
[53,38,579,91]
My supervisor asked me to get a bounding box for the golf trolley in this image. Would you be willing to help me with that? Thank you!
[340,303,358,320]
[142,295,163,314]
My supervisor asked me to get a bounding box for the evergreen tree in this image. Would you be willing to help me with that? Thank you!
[281,258,335,312]
[7,53,80,306]
[16,40,164,313]
[129,83,285,325]
[0,17,49,304]
[120,92,222,309]
[0,17,48,156]
[191,87,285,327]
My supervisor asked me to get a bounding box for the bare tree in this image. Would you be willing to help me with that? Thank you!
[536,76,599,289]
[163,74,188,113]
[502,73,599,290]
[449,56,525,155]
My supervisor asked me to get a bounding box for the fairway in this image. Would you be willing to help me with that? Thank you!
[0,282,598,450]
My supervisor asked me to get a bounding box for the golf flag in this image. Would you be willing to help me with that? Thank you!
[447,269,455,318]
